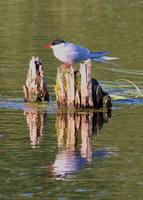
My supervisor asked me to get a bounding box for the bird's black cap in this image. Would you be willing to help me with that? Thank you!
[51,39,65,45]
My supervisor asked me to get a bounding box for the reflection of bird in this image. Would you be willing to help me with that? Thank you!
[53,151,86,180]
[52,149,117,180]
[44,39,118,65]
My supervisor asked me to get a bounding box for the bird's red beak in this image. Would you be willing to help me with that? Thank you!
[43,43,52,48]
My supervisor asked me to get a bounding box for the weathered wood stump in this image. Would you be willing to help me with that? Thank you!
[55,60,111,109]
[23,57,49,102]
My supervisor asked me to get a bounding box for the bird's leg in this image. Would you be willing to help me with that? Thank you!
[65,63,72,68]
[60,63,73,69]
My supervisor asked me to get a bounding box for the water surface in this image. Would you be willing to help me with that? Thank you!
[1,0,143,199]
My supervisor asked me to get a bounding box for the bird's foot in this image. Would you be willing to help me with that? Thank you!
[60,63,73,70]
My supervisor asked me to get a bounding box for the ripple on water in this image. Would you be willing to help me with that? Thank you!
[20,192,33,198]
[114,98,143,105]
[0,99,57,114]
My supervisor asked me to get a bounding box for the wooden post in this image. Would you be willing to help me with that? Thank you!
[23,57,49,102]
[55,60,111,109]
[80,59,94,107]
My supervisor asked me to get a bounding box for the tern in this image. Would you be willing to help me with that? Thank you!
[44,39,118,66]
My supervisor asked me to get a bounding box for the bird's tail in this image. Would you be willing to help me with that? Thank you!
[90,51,119,62]
[93,56,119,62]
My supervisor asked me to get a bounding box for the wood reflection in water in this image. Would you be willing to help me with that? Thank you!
[24,109,47,148]
[80,114,92,162]
[56,111,111,161]
[53,111,111,180]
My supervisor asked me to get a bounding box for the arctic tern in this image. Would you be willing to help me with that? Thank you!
[44,39,118,66]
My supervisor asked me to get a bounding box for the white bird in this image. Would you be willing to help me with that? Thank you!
[44,39,118,66]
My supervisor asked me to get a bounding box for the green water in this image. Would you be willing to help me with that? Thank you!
[1,0,143,199]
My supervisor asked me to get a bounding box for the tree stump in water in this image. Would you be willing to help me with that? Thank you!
[23,57,49,102]
[55,59,111,109]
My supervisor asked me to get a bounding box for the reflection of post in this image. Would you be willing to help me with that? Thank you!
[24,108,47,148]
[56,114,66,149]
[56,112,110,153]
[56,114,76,151]
[92,110,111,134]
[53,111,112,180]
[56,112,111,160]
[80,114,92,162]
[54,111,111,179]
[67,114,75,151]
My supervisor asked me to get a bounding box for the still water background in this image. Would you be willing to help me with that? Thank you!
[0,0,143,199]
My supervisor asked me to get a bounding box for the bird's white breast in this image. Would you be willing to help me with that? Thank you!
[52,43,68,63]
